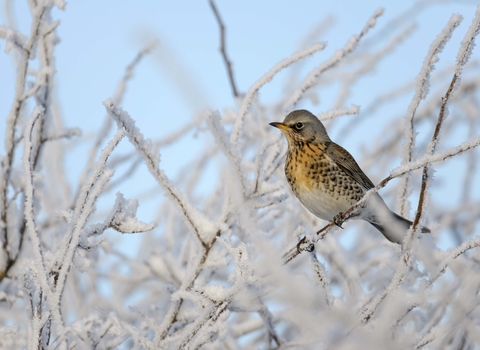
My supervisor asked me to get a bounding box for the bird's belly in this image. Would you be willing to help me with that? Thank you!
[294,183,354,221]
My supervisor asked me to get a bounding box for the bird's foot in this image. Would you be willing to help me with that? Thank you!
[333,214,344,228]
[296,236,315,253]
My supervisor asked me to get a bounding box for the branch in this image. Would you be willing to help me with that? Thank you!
[209,0,239,98]
[22,107,51,294]
[429,236,480,285]
[103,101,231,345]
[103,100,215,246]
[74,44,155,207]
[231,42,327,147]
[397,14,462,216]
[309,251,333,306]
[411,5,480,235]
[0,4,47,268]
[283,7,384,110]
[50,129,125,349]
[23,107,67,346]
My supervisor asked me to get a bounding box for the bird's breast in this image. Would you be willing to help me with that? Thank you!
[285,142,364,220]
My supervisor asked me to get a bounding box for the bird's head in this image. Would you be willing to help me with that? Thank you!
[269,109,331,144]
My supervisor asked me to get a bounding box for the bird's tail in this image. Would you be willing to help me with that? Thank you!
[369,211,430,244]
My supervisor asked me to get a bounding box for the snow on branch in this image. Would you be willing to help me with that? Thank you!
[3,3,480,350]
[317,104,360,121]
[76,45,155,202]
[284,8,384,110]
[230,42,327,147]
[429,235,480,284]
[0,26,28,53]
[49,129,126,343]
[355,14,480,327]
[455,5,480,78]
[104,100,220,246]
[82,192,155,244]
[399,13,461,165]
[410,8,480,240]
[0,3,50,262]
[22,107,51,296]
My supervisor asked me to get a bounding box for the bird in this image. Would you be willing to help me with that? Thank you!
[270,109,430,244]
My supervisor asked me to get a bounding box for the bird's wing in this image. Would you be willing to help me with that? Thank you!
[326,142,375,190]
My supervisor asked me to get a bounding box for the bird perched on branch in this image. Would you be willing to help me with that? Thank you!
[270,109,430,244]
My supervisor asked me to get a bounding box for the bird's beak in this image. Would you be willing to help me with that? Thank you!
[269,122,290,130]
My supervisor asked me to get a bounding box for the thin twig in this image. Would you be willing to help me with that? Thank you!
[284,8,384,110]
[73,43,155,208]
[0,5,47,281]
[397,14,462,216]
[209,0,239,98]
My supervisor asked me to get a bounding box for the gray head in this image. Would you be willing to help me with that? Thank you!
[269,110,331,144]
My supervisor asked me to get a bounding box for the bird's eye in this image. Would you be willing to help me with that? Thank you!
[294,122,304,130]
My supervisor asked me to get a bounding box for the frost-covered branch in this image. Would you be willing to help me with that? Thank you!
[283,7,384,110]
[2,3,480,349]
[104,101,218,246]
[397,14,462,216]
[75,44,155,205]
[231,42,327,147]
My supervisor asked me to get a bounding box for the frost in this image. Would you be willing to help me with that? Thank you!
[456,6,480,76]
[105,100,223,244]
[397,13,462,215]
[284,8,384,110]
[0,26,27,53]
[104,192,155,234]
[2,3,480,350]
[317,104,360,121]
[231,41,327,147]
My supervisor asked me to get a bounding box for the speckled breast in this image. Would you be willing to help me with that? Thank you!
[285,141,364,219]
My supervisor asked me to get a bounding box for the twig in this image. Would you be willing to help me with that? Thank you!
[284,8,384,110]
[358,67,471,324]
[103,102,230,345]
[392,235,480,336]
[74,43,155,208]
[176,300,230,349]
[23,107,66,348]
[0,5,47,280]
[104,101,209,247]
[411,5,480,234]
[259,303,282,348]
[410,72,456,232]
[397,14,462,216]
[429,236,480,284]
[209,0,239,98]
[45,129,124,350]
[231,42,327,147]
[309,251,333,306]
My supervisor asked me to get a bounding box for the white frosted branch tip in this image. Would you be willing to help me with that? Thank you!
[285,8,382,111]
[374,7,385,16]
[317,104,360,121]
[109,193,156,234]
[231,41,327,146]
[455,6,480,75]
